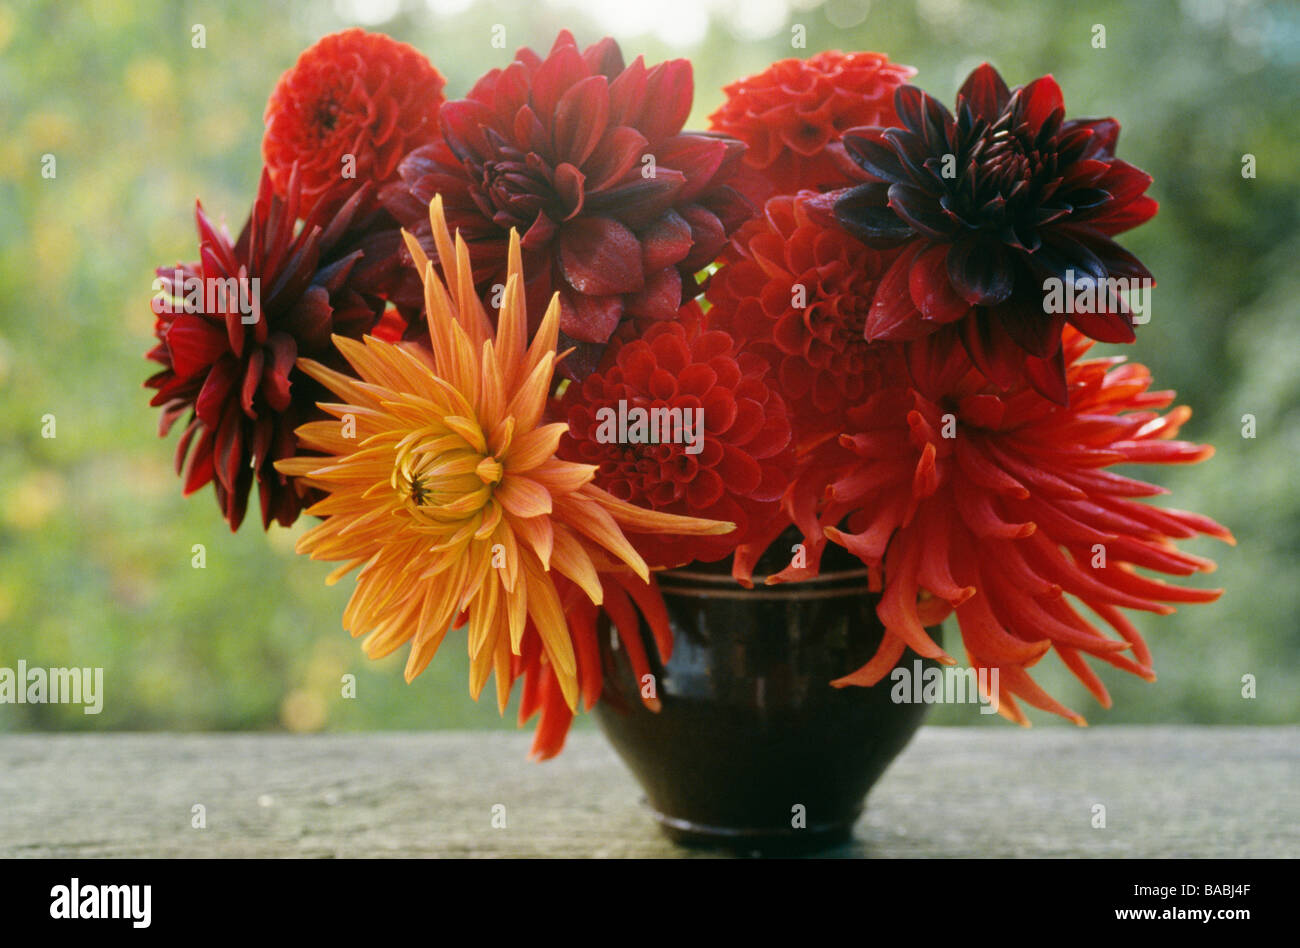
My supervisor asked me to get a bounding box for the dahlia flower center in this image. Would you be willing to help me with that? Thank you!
[309,91,346,138]
[480,153,560,227]
[597,441,693,508]
[392,436,498,523]
[968,126,1051,216]
[814,295,868,344]
[801,282,872,373]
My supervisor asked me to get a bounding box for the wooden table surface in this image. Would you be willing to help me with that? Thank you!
[1,727,1295,858]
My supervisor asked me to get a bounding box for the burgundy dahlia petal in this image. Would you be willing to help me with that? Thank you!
[831,63,1158,401]
[957,62,1011,122]
[145,169,388,531]
[383,31,753,374]
[558,217,645,296]
[946,234,1014,306]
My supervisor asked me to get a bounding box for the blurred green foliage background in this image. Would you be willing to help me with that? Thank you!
[1,0,1296,735]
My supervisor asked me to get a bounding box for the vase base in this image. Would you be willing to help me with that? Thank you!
[645,800,858,854]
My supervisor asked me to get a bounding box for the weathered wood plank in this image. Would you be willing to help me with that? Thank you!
[0,727,1294,857]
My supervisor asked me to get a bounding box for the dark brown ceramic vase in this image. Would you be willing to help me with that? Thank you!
[593,531,940,852]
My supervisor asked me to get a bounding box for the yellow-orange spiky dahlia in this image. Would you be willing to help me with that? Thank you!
[275,196,732,713]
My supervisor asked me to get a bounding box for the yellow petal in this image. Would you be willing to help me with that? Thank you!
[496,268,526,386]
[505,422,569,473]
[502,352,556,434]
[454,228,490,348]
[442,415,487,454]
[495,474,553,518]
[528,458,597,495]
[401,227,429,276]
[478,338,506,430]
[524,292,561,382]
[511,513,554,569]
[519,553,578,710]
[422,259,457,373]
[550,526,603,605]
[493,626,513,715]
[552,493,650,582]
[296,356,374,408]
[589,487,736,536]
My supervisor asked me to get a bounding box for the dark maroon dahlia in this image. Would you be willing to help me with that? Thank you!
[381,30,753,377]
[146,168,387,530]
[819,63,1157,403]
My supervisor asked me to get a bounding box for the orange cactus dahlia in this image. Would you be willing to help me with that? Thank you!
[275,197,732,712]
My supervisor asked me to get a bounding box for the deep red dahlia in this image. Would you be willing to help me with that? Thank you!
[146,168,386,530]
[781,328,1231,724]
[263,28,445,220]
[381,30,752,377]
[817,63,1157,404]
[705,192,910,439]
[557,304,792,569]
[709,50,915,201]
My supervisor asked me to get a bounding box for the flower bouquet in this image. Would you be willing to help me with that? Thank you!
[145,29,1231,848]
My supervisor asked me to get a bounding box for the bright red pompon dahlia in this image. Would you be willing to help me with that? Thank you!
[146,169,385,530]
[821,63,1157,404]
[558,305,793,570]
[383,30,752,376]
[709,50,915,201]
[263,28,445,220]
[705,192,909,440]
[799,328,1232,724]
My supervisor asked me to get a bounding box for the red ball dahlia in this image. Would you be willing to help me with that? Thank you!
[263,28,445,220]
[709,50,915,201]
[382,30,753,377]
[817,63,1158,404]
[146,168,386,530]
[783,328,1232,724]
[704,192,909,439]
[558,305,792,570]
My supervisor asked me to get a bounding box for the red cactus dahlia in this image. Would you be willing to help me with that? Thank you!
[709,50,915,201]
[558,305,793,570]
[819,63,1157,404]
[780,328,1232,724]
[146,169,386,530]
[263,28,446,220]
[382,30,752,376]
[705,192,910,440]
